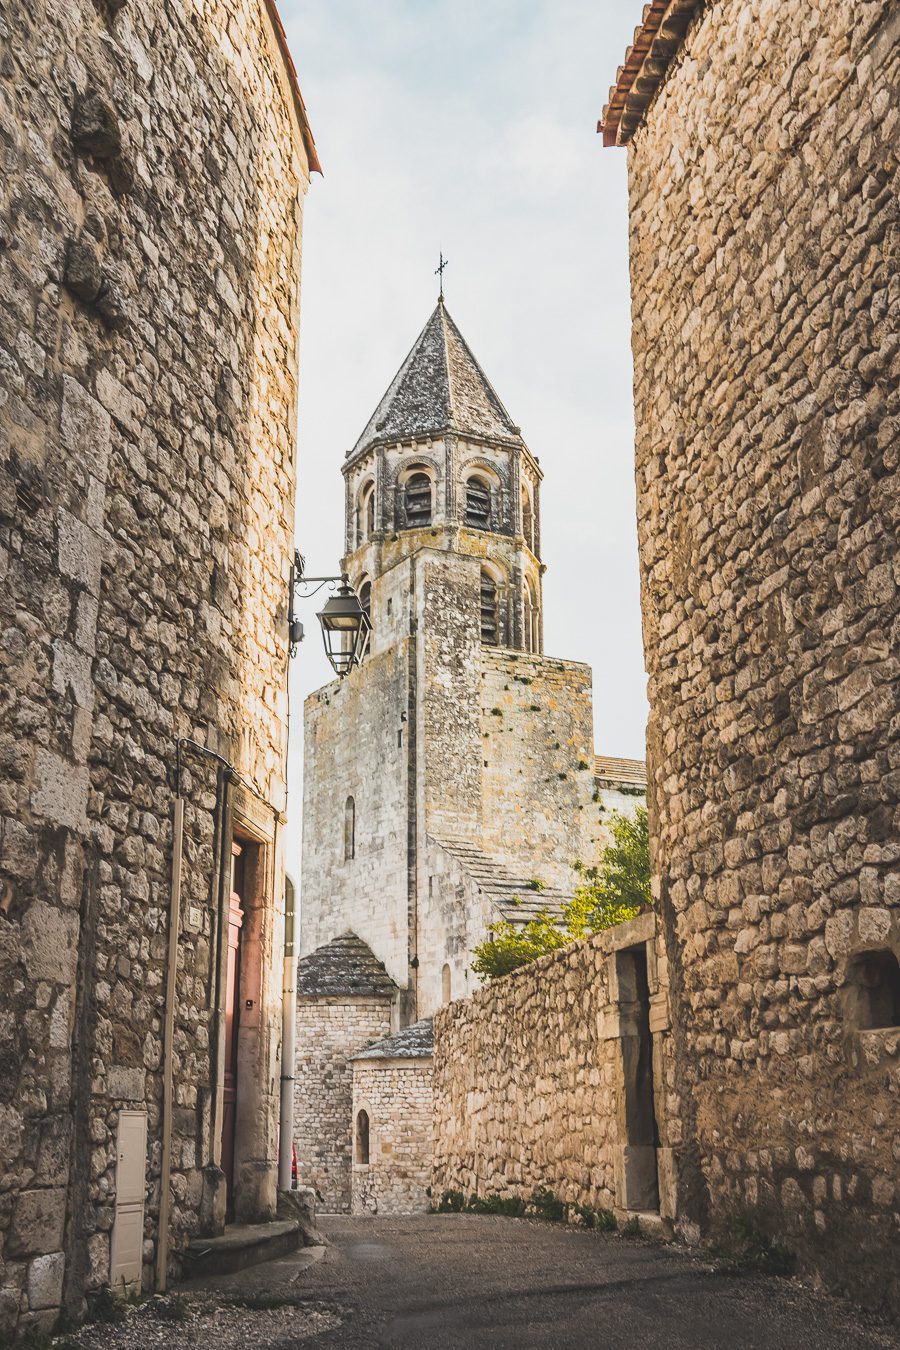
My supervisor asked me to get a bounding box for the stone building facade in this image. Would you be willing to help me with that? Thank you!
[601,0,899,1315]
[433,915,674,1228]
[351,1020,433,1218]
[296,298,646,1210]
[0,0,317,1335]
[294,933,397,1212]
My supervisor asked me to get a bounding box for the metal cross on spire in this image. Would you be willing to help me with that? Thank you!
[435,251,449,301]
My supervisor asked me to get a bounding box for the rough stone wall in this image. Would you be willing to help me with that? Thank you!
[351,1059,433,1216]
[479,649,600,887]
[0,0,309,1333]
[301,641,411,985]
[294,997,392,1213]
[627,0,899,1313]
[433,917,677,1219]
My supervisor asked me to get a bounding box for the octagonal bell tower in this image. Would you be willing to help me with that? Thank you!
[341,298,544,654]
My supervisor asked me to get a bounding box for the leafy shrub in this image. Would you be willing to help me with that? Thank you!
[467,1193,526,1217]
[621,1216,642,1238]
[436,1190,466,1212]
[719,1214,795,1276]
[530,1188,566,1222]
[152,1295,190,1323]
[90,1287,126,1323]
[470,808,651,981]
[574,1204,617,1232]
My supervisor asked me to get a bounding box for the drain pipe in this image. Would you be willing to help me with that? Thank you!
[156,793,183,1294]
[278,875,297,1190]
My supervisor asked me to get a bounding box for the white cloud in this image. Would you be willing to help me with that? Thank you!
[280,0,646,879]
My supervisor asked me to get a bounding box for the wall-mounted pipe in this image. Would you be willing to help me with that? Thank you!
[278,875,297,1191]
[156,795,183,1293]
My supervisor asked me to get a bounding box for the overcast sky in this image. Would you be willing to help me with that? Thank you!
[280,0,645,879]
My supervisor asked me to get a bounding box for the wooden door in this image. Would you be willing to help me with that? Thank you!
[221,842,245,1221]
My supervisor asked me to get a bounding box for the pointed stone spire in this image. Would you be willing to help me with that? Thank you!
[348,302,521,461]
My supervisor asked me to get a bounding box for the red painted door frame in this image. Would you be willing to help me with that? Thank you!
[221,841,245,1221]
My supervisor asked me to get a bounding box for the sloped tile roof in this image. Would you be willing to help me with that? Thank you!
[598,0,702,147]
[347,301,522,463]
[430,836,572,922]
[297,931,397,998]
[353,1017,434,1061]
[594,755,647,789]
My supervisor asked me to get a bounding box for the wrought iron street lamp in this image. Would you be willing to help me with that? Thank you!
[289,552,370,677]
[316,582,370,677]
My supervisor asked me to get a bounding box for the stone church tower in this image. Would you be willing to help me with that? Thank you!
[296,299,646,1212]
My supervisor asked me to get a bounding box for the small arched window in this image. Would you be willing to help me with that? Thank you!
[344,795,355,861]
[522,487,535,551]
[848,950,900,1030]
[524,579,539,654]
[465,476,492,530]
[355,1109,370,1165]
[405,473,432,528]
[358,483,376,543]
[442,963,452,1005]
[480,570,499,646]
[359,580,371,625]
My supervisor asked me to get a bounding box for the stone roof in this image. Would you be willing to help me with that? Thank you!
[346,300,522,464]
[297,931,397,999]
[430,836,571,923]
[594,755,647,790]
[598,0,702,147]
[353,1018,434,1061]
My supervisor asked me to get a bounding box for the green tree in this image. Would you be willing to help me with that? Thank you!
[470,807,651,982]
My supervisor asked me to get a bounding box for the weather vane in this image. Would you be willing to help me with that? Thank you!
[435,250,448,301]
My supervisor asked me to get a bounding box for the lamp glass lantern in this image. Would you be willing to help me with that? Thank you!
[316,582,370,677]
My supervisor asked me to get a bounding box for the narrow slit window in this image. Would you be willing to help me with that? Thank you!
[405,473,432,528]
[344,795,355,861]
[465,476,492,530]
[355,1109,370,1165]
[480,571,499,646]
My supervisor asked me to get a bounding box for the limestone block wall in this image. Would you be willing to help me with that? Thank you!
[433,916,678,1220]
[301,642,411,986]
[294,997,392,1213]
[479,649,600,886]
[626,0,899,1314]
[0,0,310,1333]
[351,1059,433,1216]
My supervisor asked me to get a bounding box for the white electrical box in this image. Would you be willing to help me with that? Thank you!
[110,1109,147,1293]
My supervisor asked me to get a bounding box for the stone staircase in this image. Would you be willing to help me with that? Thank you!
[430,835,572,922]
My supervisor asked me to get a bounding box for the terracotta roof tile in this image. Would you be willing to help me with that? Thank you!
[598,0,703,147]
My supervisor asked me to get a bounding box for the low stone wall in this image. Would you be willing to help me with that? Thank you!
[432,915,678,1222]
[351,1058,433,1216]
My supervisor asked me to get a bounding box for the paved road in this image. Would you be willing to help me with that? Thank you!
[199,1213,898,1349]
